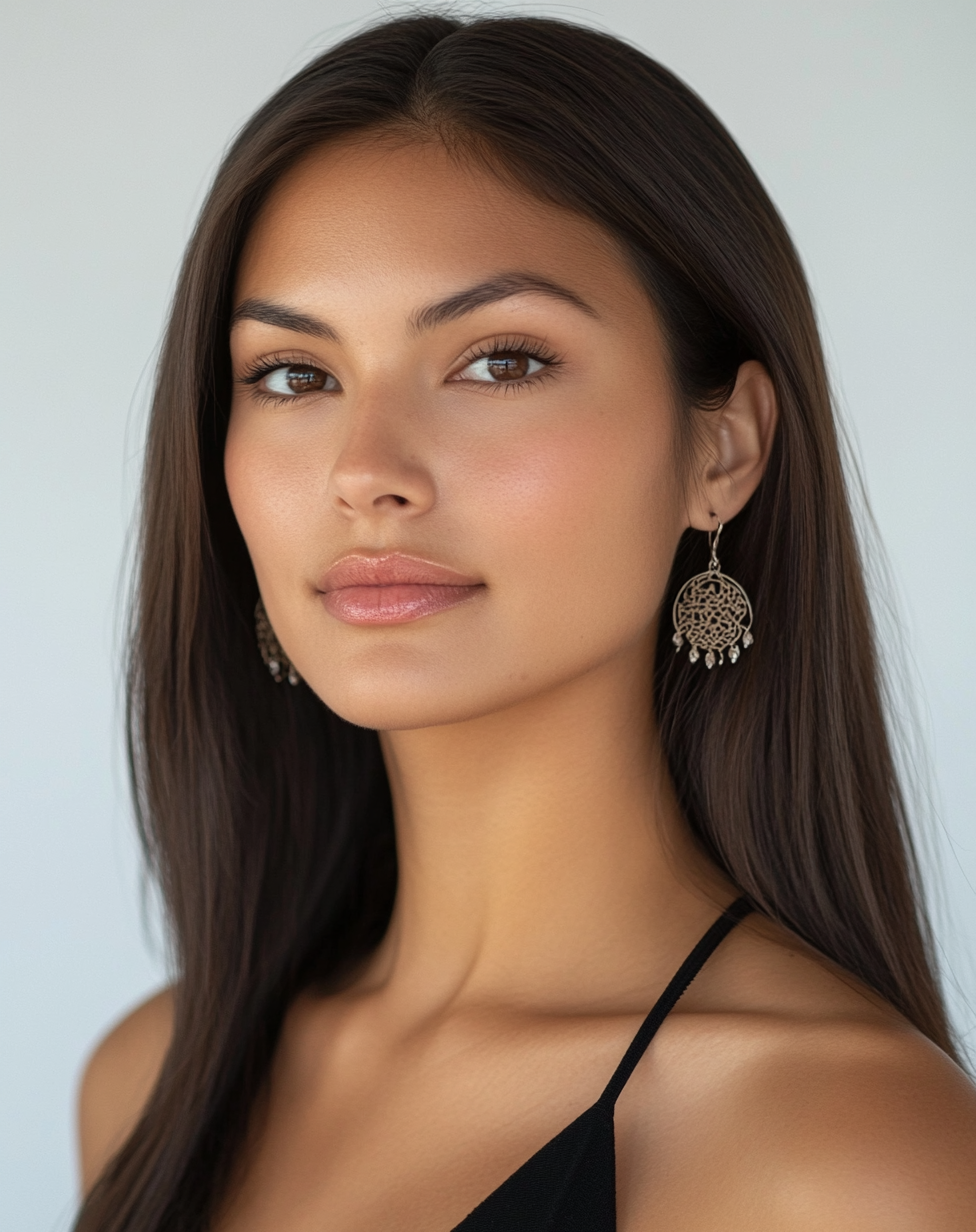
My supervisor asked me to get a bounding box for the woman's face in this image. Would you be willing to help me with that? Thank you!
[226,138,691,731]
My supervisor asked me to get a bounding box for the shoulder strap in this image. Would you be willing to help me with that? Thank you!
[597,897,752,1109]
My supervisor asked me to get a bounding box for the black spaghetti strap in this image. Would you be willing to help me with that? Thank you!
[452,896,753,1231]
[597,897,752,1109]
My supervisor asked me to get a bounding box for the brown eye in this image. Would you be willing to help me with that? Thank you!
[487,352,530,380]
[461,351,545,384]
[264,364,338,396]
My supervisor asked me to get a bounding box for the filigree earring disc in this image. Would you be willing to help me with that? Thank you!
[671,523,753,669]
[255,598,300,685]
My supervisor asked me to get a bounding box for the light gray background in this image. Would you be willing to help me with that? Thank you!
[1,1,974,1227]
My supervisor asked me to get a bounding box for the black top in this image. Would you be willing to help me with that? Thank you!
[451,898,753,1231]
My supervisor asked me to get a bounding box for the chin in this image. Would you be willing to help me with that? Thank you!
[300,649,555,732]
[299,661,495,732]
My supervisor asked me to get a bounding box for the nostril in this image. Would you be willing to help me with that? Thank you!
[392,494,408,506]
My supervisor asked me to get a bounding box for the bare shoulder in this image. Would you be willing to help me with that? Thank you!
[733,1018,976,1230]
[622,914,976,1231]
[77,988,174,1194]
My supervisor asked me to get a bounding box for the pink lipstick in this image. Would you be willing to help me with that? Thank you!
[319,553,484,626]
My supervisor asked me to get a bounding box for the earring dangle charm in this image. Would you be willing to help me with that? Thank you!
[671,523,754,669]
[255,598,300,685]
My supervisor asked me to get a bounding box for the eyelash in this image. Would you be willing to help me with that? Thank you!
[236,335,564,404]
[238,351,321,387]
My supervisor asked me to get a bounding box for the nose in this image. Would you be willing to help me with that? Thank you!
[328,393,436,521]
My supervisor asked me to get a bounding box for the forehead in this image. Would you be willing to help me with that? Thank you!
[236,136,652,321]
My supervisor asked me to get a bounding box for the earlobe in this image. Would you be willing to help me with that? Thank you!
[687,360,778,531]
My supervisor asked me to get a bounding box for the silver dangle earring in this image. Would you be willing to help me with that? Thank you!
[255,598,300,685]
[672,522,754,669]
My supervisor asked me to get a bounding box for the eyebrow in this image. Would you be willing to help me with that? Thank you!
[230,298,339,340]
[230,273,597,344]
[409,272,598,333]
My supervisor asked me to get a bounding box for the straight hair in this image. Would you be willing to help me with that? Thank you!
[77,13,956,1231]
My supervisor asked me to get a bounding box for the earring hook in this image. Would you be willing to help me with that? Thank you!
[709,521,724,571]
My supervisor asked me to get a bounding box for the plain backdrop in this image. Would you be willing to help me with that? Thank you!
[1,1,974,1227]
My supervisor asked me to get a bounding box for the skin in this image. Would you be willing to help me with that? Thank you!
[78,137,976,1229]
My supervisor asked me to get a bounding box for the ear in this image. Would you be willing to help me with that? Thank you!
[686,360,778,531]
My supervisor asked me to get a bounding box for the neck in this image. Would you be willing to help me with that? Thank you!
[367,634,729,1016]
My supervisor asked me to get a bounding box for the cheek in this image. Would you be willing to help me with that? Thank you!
[224,411,319,582]
[463,401,682,653]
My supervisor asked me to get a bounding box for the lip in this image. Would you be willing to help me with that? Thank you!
[318,552,485,626]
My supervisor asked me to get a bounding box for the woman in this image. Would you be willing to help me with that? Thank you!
[76,13,976,1231]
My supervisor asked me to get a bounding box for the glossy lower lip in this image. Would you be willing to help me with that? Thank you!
[322,582,482,625]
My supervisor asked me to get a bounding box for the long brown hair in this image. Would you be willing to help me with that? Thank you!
[77,13,956,1230]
